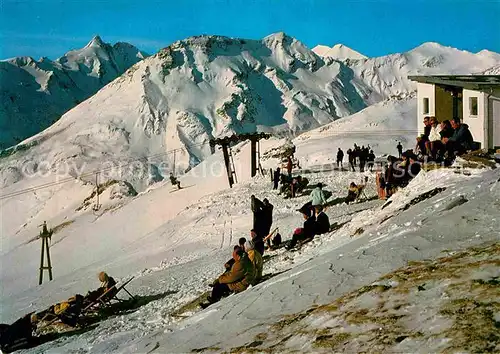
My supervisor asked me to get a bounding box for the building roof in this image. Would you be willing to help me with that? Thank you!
[408,75,500,90]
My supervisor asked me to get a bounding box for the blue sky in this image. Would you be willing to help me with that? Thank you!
[1,0,499,60]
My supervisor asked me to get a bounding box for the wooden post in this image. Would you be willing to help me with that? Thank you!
[39,221,54,285]
[250,138,257,177]
[173,149,176,176]
[221,143,234,188]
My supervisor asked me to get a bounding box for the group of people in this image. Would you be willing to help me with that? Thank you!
[1,272,117,352]
[379,151,422,198]
[338,145,375,172]
[202,185,332,308]
[413,116,474,164]
[273,168,309,199]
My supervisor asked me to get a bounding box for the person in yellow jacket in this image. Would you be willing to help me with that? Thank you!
[245,240,263,284]
[202,248,254,308]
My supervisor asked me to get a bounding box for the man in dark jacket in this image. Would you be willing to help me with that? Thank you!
[444,118,474,156]
[261,199,274,238]
[286,206,316,249]
[347,149,355,172]
[251,195,265,237]
[336,148,344,169]
[396,142,403,158]
[314,206,330,235]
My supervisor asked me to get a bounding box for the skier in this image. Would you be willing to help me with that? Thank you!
[336,148,344,169]
[169,173,181,189]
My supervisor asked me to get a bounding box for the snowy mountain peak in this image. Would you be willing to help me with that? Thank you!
[0,36,148,149]
[86,35,106,48]
[312,43,367,60]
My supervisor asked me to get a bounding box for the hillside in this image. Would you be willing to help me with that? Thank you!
[0,36,147,149]
[1,34,498,196]
[1,135,498,353]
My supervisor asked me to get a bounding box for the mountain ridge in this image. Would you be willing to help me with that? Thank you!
[0,36,148,149]
[1,33,499,193]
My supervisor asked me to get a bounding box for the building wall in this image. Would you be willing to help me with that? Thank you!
[487,89,500,149]
[435,85,455,122]
[462,89,486,148]
[416,83,435,135]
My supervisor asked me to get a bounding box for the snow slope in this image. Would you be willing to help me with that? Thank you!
[2,143,498,353]
[313,43,368,60]
[0,36,147,149]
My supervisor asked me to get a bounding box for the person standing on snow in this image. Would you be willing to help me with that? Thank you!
[273,167,281,190]
[336,148,344,169]
[396,142,403,158]
[286,156,293,177]
[347,149,355,172]
[261,198,274,239]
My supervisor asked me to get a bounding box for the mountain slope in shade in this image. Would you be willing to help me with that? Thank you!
[313,43,368,60]
[0,36,148,149]
[0,34,498,195]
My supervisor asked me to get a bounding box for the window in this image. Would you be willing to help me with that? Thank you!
[469,97,478,116]
[423,98,429,114]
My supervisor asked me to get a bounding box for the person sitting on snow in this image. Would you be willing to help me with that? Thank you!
[245,240,263,284]
[224,244,243,272]
[314,206,330,235]
[202,247,255,308]
[345,182,365,204]
[286,205,316,250]
[250,229,265,256]
[84,271,117,305]
[310,182,327,208]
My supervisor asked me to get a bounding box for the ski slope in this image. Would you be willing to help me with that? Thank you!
[0,129,499,353]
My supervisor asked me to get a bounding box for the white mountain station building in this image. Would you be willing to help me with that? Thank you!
[409,75,500,150]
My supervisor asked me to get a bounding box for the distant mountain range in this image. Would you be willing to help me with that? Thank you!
[1,33,499,191]
[0,36,147,149]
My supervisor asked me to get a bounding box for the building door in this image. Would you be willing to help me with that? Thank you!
[489,97,500,149]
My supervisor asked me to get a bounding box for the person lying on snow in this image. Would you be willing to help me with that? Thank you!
[286,205,316,250]
[35,294,85,328]
[201,247,255,308]
[0,313,38,353]
[84,271,117,305]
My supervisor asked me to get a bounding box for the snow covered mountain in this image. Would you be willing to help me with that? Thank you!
[313,43,368,60]
[0,36,148,149]
[1,33,498,196]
